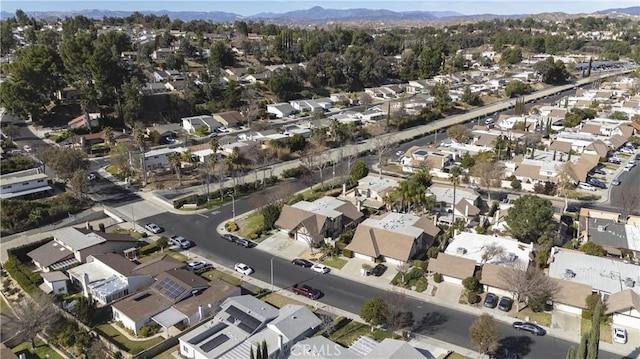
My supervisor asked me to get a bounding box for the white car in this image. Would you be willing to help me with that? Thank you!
[623,163,635,171]
[613,327,627,344]
[169,235,192,249]
[144,223,163,234]
[620,147,635,154]
[186,261,212,272]
[395,150,404,156]
[578,182,596,192]
[311,263,330,274]
[234,263,253,276]
[23,145,32,152]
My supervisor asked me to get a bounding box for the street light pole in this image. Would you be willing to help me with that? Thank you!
[270,257,275,292]
[227,192,236,221]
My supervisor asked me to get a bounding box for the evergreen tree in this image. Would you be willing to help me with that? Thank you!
[260,340,268,359]
[576,333,588,359]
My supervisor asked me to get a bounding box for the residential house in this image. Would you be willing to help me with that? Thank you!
[444,232,534,269]
[0,168,51,200]
[267,103,297,118]
[550,278,593,315]
[146,123,183,139]
[40,271,69,295]
[407,79,432,93]
[427,183,481,224]
[426,253,477,285]
[68,113,100,129]
[80,129,128,150]
[67,253,183,305]
[357,108,386,123]
[605,289,640,327]
[346,212,440,265]
[27,227,140,272]
[340,175,400,209]
[142,82,168,95]
[182,115,223,134]
[179,295,322,359]
[112,269,239,336]
[165,80,186,92]
[282,124,312,138]
[400,147,452,174]
[56,86,81,103]
[578,208,640,257]
[143,147,187,169]
[290,100,324,113]
[213,111,245,129]
[152,48,172,60]
[275,196,363,245]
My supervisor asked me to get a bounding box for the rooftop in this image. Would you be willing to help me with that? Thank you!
[292,196,346,219]
[356,175,399,194]
[444,232,533,268]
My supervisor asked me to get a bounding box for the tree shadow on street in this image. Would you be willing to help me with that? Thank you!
[499,335,534,357]
[411,311,448,335]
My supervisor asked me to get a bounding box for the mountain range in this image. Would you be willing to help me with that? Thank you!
[0,6,638,23]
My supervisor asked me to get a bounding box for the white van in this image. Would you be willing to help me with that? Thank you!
[578,182,596,191]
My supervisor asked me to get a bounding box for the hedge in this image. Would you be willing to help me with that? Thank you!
[139,243,159,256]
[342,249,354,258]
[3,255,42,294]
[433,273,443,283]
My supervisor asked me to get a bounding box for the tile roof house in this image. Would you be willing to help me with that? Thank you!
[604,289,640,327]
[340,175,400,209]
[111,269,239,336]
[400,147,453,173]
[551,278,593,315]
[67,253,183,305]
[426,253,477,285]
[180,296,321,359]
[27,227,140,272]
[346,212,440,266]
[275,196,363,245]
[68,113,100,129]
[212,111,245,128]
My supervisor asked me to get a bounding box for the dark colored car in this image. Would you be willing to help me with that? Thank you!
[292,258,314,268]
[221,233,239,242]
[512,321,547,336]
[484,293,498,308]
[291,284,321,299]
[234,237,251,248]
[498,297,514,312]
[588,178,606,189]
[369,264,387,277]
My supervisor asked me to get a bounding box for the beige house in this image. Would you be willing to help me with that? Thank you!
[426,253,477,285]
[346,213,440,266]
[275,196,363,245]
[213,111,245,128]
[605,289,640,327]
[340,175,400,209]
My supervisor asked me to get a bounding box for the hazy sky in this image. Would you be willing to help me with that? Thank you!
[1,0,637,16]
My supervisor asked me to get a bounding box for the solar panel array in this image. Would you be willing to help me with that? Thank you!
[153,277,186,300]
[225,305,262,333]
[201,334,230,352]
[188,322,228,344]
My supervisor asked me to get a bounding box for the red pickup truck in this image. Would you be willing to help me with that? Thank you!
[291,284,321,299]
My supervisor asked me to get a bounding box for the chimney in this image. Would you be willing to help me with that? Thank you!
[342,183,347,196]
[278,334,283,353]
[356,199,362,212]
[82,273,90,296]
[465,205,469,219]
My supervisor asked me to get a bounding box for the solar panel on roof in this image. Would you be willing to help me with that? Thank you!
[188,322,228,344]
[153,277,186,300]
[201,334,230,352]
[225,305,261,333]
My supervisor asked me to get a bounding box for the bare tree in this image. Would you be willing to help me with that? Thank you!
[555,162,577,212]
[469,313,500,357]
[0,291,60,349]
[370,123,395,177]
[446,124,471,143]
[245,142,264,187]
[385,289,414,334]
[499,264,559,312]
[481,243,505,264]
[471,158,505,202]
[301,142,329,189]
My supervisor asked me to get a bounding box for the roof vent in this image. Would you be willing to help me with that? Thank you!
[564,269,576,279]
[624,277,635,288]
[597,225,608,232]
[506,252,517,262]
[456,247,467,255]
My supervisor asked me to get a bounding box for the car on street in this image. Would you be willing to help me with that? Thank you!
[613,327,627,344]
[636,153,640,160]
[629,159,637,166]
[311,263,330,274]
[484,293,498,308]
[611,178,621,186]
[498,297,514,312]
[186,261,212,272]
[370,264,387,277]
[23,145,32,152]
[292,258,314,268]
[291,284,321,299]
[87,172,97,181]
[469,184,480,191]
[512,321,546,336]
[395,150,404,156]
[623,163,635,171]
[169,235,192,249]
[234,263,253,276]
[221,233,239,242]
[144,223,163,234]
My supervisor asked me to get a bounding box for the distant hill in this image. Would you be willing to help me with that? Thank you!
[247,6,442,22]
[596,6,640,15]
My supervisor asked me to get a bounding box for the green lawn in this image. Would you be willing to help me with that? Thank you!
[237,212,266,240]
[580,319,612,343]
[329,320,394,347]
[12,340,64,359]
[514,309,552,327]
[321,256,348,269]
[261,293,307,308]
[95,324,163,355]
[136,250,189,264]
[201,269,242,286]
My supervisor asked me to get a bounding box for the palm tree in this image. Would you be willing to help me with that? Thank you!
[449,165,462,225]
[167,152,182,186]
[133,124,148,185]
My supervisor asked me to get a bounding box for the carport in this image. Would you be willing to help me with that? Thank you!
[151,307,188,338]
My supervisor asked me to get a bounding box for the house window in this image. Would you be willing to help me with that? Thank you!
[37,179,44,183]
[23,182,29,186]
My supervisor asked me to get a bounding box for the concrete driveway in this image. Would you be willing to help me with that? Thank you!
[256,231,307,260]
[552,311,581,337]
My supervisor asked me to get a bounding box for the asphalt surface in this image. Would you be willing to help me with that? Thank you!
[140,192,624,359]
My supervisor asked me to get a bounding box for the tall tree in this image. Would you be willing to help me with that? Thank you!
[498,264,559,312]
[167,152,183,186]
[469,313,500,357]
[360,297,388,329]
[121,77,144,127]
[505,194,555,242]
[43,147,89,183]
[0,291,60,349]
[555,162,577,213]
[471,158,505,202]
[449,165,462,225]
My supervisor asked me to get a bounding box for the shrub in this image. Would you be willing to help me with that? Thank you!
[281,166,307,178]
[3,256,41,294]
[475,225,487,234]
[225,221,239,232]
[462,276,479,292]
[433,273,443,283]
[467,291,480,304]
[139,243,158,256]
[342,249,354,258]
[138,325,159,337]
[415,277,428,292]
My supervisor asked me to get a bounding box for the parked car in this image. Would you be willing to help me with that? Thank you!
[611,178,621,186]
[498,297,514,312]
[311,263,330,274]
[292,258,314,268]
[608,157,621,164]
[623,163,635,171]
[578,182,596,191]
[234,263,253,276]
[87,172,98,181]
[395,150,404,156]
[590,168,606,175]
[369,264,387,277]
[291,284,321,299]
[234,237,251,248]
[23,145,32,152]
[186,261,212,272]
[144,223,163,234]
[587,178,606,189]
[620,147,635,154]
[169,235,192,249]
[512,321,546,336]
[613,327,627,344]
[484,293,498,308]
[221,233,239,242]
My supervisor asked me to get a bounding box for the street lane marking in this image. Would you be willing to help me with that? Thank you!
[210,210,221,215]
[198,213,209,218]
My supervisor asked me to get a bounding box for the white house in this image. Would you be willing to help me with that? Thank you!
[0,168,51,200]
[40,271,69,295]
[267,103,297,118]
[444,232,533,269]
[181,115,223,134]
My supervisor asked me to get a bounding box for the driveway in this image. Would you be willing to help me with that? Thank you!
[552,311,581,337]
[256,231,307,260]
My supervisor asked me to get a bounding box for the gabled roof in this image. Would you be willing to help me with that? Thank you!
[41,271,69,282]
[346,226,418,261]
[27,240,74,267]
[52,227,105,251]
[605,289,640,315]
[551,278,592,309]
[364,339,425,359]
[548,141,572,153]
[131,255,184,276]
[480,263,510,290]
[427,253,476,279]
[455,198,480,217]
[90,253,137,276]
[214,111,244,126]
[267,304,322,341]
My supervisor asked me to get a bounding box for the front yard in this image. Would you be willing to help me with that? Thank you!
[261,293,307,308]
[328,320,395,347]
[201,269,242,287]
[513,308,552,327]
[135,249,189,264]
[580,319,612,344]
[95,323,164,355]
[12,340,64,359]
[320,256,348,269]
